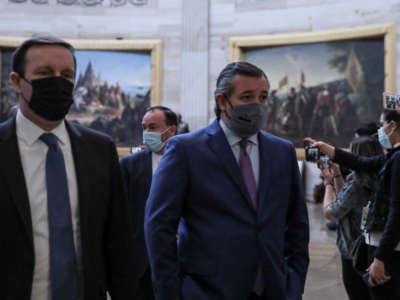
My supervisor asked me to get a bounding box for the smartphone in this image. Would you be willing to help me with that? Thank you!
[362,272,373,288]
[317,155,330,169]
[304,140,320,162]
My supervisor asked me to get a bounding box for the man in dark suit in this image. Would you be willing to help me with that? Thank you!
[120,106,178,300]
[145,62,309,300]
[0,36,136,300]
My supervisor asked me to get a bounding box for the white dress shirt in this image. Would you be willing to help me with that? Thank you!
[219,119,260,185]
[152,151,163,175]
[16,110,82,300]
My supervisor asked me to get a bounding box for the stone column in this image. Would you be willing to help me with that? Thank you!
[180,0,209,131]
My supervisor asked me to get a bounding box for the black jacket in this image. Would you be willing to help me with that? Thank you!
[119,149,153,280]
[334,146,400,262]
[0,116,137,300]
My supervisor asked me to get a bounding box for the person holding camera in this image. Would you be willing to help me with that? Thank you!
[307,110,400,300]
[321,136,382,300]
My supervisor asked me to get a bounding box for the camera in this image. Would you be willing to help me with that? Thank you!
[304,141,320,162]
[382,92,400,111]
[317,155,330,169]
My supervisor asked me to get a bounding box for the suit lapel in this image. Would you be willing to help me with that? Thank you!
[0,117,33,246]
[65,122,91,241]
[257,132,272,216]
[144,150,152,192]
[206,120,253,209]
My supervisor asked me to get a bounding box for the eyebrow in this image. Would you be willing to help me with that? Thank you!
[33,66,74,74]
[239,90,268,95]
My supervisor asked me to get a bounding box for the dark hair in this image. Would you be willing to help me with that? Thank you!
[350,135,383,187]
[355,122,378,136]
[382,109,400,125]
[350,135,383,157]
[145,105,178,127]
[214,61,269,118]
[12,36,76,77]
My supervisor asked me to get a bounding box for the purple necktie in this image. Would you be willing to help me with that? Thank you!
[239,139,257,209]
[239,139,264,295]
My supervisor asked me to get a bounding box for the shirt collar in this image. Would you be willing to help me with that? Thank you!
[219,119,258,146]
[16,109,68,146]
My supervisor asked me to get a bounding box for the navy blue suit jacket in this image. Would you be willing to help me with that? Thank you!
[145,119,310,300]
[120,149,152,279]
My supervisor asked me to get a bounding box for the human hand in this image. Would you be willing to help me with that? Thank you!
[367,258,391,287]
[330,163,341,176]
[321,168,333,183]
[304,137,335,159]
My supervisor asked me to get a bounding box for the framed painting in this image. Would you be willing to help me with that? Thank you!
[230,23,396,158]
[0,37,162,156]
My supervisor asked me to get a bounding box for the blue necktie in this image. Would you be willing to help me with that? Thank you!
[40,133,78,300]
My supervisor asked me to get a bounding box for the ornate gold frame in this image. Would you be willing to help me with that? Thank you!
[0,37,162,156]
[229,23,396,159]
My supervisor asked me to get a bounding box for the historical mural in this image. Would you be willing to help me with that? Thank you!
[244,38,384,148]
[0,49,152,147]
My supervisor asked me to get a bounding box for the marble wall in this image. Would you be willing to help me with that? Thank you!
[1,0,400,130]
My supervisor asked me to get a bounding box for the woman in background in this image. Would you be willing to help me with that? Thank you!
[322,136,382,300]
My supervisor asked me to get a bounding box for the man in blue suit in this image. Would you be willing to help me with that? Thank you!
[120,106,178,300]
[145,62,309,300]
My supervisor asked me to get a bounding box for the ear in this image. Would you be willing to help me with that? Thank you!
[216,93,228,114]
[392,121,400,133]
[170,124,177,136]
[10,72,22,94]
[389,120,397,130]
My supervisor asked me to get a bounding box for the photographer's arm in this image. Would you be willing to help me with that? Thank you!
[333,147,384,173]
[321,168,336,221]
[304,138,384,172]
[304,138,335,159]
[331,163,344,193]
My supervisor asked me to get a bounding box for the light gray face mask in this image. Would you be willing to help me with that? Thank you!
[225,100,268,138]
[378,126,393,149]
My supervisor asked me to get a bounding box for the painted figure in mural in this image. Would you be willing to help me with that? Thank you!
[309,84,339,137]
[266,89,279,132]
[145,61,309,300]
[0,36,136,300]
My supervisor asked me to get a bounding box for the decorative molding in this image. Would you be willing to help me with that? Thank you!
[9,0,150,6]
[57,0,78,5]
[235,0,286,10]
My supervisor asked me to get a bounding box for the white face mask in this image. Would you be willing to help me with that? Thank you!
[378,126,394,149]
[142,127,170,153]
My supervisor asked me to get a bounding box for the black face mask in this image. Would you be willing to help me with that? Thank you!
[21,76,74,121]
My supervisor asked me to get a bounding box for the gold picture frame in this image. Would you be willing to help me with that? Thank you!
[0,37,162,157]
[230,23,396,159]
